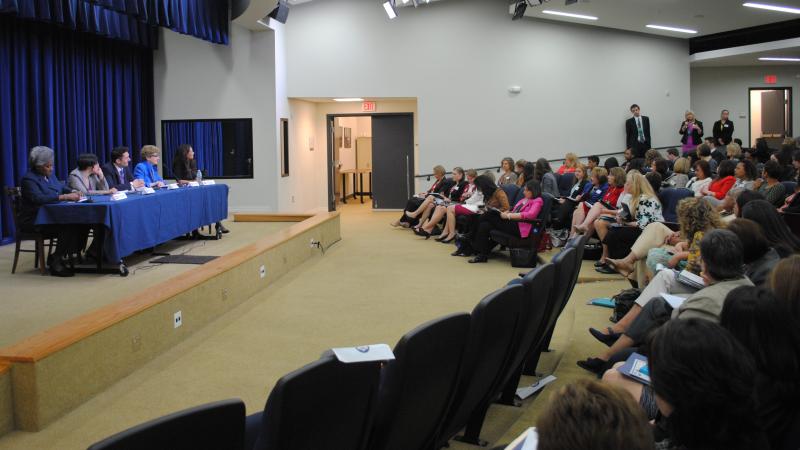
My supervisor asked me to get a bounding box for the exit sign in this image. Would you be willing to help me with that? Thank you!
[362,101,376,112]
[764,75,777,84]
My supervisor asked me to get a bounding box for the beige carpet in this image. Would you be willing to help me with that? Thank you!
[0,202,630,449]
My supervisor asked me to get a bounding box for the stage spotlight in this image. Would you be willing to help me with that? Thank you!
[383,0,398,19]
[565,0,578,4]
[268,0,290,24]
[512,0,528,20]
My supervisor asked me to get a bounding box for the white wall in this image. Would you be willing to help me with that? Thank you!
[691,65,800,147]
[153,25,278,212]
[285,0,691,172]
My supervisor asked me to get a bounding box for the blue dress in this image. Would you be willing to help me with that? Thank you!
[133,162,163,187]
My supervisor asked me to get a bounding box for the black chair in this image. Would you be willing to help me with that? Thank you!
[522,247,579,376]
[437,284,526,447]
[783,212,800,239]
[246,354,381,450]
[658,187,693,223]
[556,172,575,197]
[500,184,520,206]
[493,263,555,407]
[489,217,545,268]
[87,399,245,450]
[781,181,797,196]
[537,237,585,355]
[4,186,54,275]
[368,313,471,450]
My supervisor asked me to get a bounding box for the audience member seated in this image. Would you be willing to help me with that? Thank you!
[101,146,144,191]
[605,197,718,288]
[391,165,452,228]
[534,158,560,198]
[662,157,689,188]
[410,167,468,238]
[556,152,579,175]
[535,380,655,450]
[741,200,800,257]
[552,163,589,234]
[754,160,787,207]
[685,160,712,197]
[696,143,717,174]
[775,143,797,181]
[650,158,669,180]
[770,255,800,322]
[732,159,757,191]
[569,167,620,238]
[450,176,510,257]
[699,159,736,206]
[468,180,542,263]
[725,219,780,286]
[645,171,662,194]
[172,144,199,184]
[620,148,633,171]
[626,158,647,174]
[586,155,600,170]
[753,137,772,164]
[596,172,663,273]
[497,157,518,185]
[19,146,83,277]
[516,161,534,187]
[719,287,800,450]
[665,147,679,169]
[726,142,742,161]
[644,149,662,169]
[67,153,116,196]
[133,145,166,188]
[578,229,752,374]
[604,156,620,171]
[733,189,764,218]
[514,158,526,180]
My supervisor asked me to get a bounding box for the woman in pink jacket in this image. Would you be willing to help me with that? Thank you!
[469,180,544,263]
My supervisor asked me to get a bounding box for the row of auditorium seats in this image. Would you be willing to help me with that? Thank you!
[86,236,590,450]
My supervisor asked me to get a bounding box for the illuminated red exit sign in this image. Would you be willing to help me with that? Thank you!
[764,75,777,84]
[362,101,376,112]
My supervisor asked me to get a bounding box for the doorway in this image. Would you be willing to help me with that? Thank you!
[326,113,414,212]
[749,87,792,148]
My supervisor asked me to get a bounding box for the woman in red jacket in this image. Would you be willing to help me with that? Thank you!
[700,159,736,207]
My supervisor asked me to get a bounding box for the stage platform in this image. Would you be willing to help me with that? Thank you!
[0,212,340,434]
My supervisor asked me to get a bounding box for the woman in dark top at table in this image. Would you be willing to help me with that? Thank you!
[172,144,198,185]
[171,144,229,234]
[19,146,83,277]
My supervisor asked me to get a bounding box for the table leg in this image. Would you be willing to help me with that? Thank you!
[368,172,373,199]
[96,227,104,273]
[341,173,347,204]
[359,173,364,204]
[352,173,357,200]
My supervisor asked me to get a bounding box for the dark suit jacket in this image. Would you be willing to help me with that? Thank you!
[19,170,72,228]
[679,120,704,145]
[101,162,134,191]
[712,120,734,145]
[625,116,651,149]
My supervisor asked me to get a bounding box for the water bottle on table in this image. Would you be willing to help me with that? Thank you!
[196,170,202,183]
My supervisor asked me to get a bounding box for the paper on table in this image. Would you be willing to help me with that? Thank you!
[660,292,686,309]
[331,344,395,363]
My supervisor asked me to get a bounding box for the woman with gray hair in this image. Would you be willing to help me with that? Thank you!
[679,110,704,157]
[20,146,83,276]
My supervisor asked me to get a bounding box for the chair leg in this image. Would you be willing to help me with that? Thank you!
[12,240,21,274]
[453,402,491,446]
[36,239,46,275]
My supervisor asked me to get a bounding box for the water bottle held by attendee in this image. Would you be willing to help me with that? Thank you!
[196,169,202,182]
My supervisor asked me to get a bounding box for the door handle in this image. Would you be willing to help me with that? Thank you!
[406,155,411,198]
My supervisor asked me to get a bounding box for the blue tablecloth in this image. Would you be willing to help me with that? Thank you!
[35,184,229,261]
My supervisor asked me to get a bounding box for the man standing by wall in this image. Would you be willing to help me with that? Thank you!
[625,104,651,158]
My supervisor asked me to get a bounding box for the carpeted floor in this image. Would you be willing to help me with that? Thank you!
[0,202,630,449]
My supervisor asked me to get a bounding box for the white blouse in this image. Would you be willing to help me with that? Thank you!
[686,177,712,197]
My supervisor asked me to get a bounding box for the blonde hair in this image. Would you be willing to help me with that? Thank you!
[673,157,691,174]
[564,153,578,168]
[609,167,627,188]
[626,171,658,216]
[141,145,160,159]
[466,168,478,178]
[591,167,608,185]
[433,165,446,176]
[573,163,586,180]
[727,143,742,160]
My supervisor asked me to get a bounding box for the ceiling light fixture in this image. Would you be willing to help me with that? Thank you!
[383,1,397,19]
[646,24,698,34]
[333,98,365,102]
[743,2,800,14]
[542,10,598,20]
[758,57,800,61]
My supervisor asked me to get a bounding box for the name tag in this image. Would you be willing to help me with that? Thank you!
[596,189,602,194]
[140,187,155,195]
[167,183,180,190]
[111,192,128,201]
[188,181,200,187]
[201,180,216,185]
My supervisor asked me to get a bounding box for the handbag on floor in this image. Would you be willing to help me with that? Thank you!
[610,288,640,323]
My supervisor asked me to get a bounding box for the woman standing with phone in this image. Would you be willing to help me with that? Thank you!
[679,110,703,157]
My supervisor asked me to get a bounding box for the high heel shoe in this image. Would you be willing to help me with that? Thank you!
[439,235,455,244]
[414,228,431,239]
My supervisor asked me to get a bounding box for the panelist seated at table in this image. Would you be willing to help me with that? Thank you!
[101,146,144,191]
[171,144,229,234]
[19,146,85,277]
[133,145,165,188]
[68,153,117,196]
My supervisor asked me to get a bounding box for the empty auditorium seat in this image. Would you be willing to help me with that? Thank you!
[658,187,693,222]
[87,399,245,450]
[368,313,471,450]
[245,354,381,450]
[556,172,575,197]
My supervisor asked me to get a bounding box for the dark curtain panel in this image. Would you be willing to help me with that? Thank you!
[162,121,224,179]
[0,14,155,244]
[0,0,230,47]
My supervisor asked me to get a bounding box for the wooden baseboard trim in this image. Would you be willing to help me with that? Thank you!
[234,213,313,222]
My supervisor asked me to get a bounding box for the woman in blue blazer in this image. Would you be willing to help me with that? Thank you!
[133,145,165,188]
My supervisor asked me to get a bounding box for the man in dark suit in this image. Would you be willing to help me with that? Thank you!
[712,109,734,146]
[625,104,651,158]
[102,146,144,191]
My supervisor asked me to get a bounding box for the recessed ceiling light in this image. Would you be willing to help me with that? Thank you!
[646,24,698,34]
[542,10,598,20]
[743,2,800,14]
[333,98,365,102]
[759,57,800,61]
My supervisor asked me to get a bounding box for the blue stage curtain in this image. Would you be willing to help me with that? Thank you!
[0,14,155,244]
[0,0,230,47]
[162,121,224,179]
